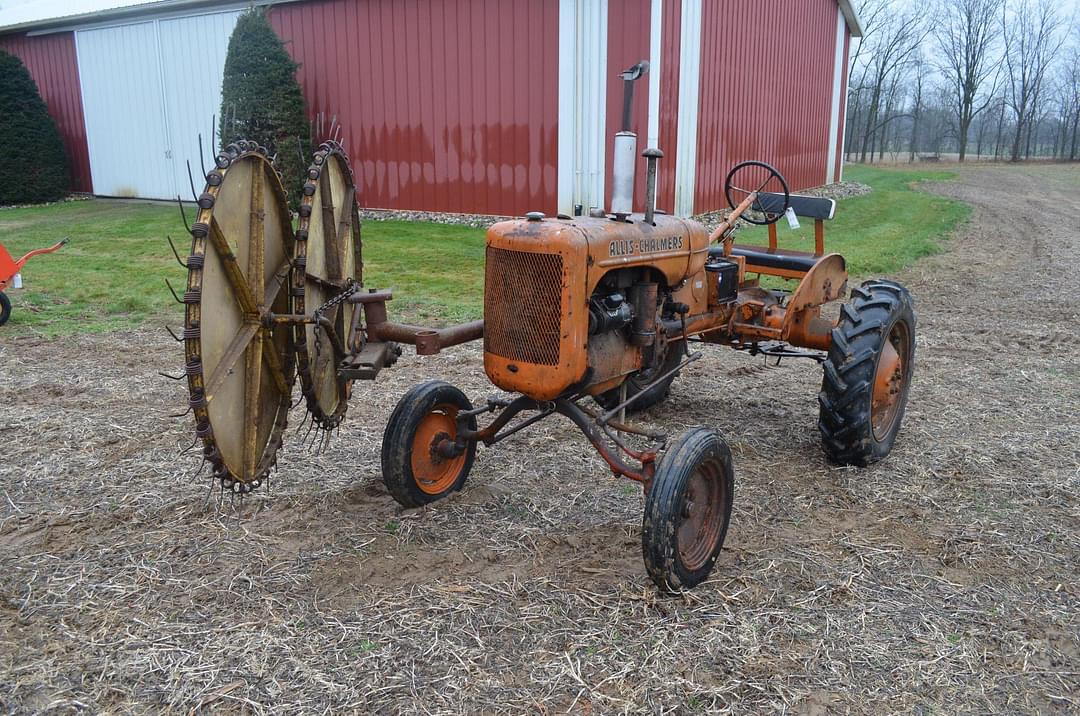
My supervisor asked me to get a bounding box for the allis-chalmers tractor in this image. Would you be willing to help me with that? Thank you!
[178,64,915,592]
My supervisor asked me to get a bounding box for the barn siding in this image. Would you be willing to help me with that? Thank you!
[655,0,681,214]
[603,0,651,212]
[269,0,560,216]
[0,32,92,193]
[1,0,852,214]
[694,0,838,213]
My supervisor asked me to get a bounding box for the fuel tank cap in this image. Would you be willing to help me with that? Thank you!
[525,211,545,221]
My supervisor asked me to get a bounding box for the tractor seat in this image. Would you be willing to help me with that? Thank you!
[708,192,836,276]
[708,245,819,274]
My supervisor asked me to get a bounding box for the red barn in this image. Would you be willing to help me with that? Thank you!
[0,0,861,217]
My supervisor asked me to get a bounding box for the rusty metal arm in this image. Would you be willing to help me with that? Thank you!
[707,192,758,246]
[369,320,484,355]
[344,287,484,355]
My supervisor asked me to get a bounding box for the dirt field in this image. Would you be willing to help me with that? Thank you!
[1,165,1078,714]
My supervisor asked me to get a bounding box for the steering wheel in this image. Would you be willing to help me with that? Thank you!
[724,161,790,226]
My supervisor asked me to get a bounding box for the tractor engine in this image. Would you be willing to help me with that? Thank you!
[482,212,710,401]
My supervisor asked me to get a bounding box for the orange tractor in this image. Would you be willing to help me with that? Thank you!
[178,64,914,591]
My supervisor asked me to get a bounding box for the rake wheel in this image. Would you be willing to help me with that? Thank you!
[293,141,363,431]
[182,143,296,492]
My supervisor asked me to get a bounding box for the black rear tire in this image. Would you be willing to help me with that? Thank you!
[381,380,477,508]
[595,343,684,413]
[0,291,10,326]
[642,427,735,592]
[818,280,915,466]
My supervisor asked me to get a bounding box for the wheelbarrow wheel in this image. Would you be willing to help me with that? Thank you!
[818,279,915,466]
[381,380,477,508]
[642,427,734,592]
[0,291,10,326]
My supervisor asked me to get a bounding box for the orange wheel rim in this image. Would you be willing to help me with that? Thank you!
[411,404,465,495]
[871,320,911,441]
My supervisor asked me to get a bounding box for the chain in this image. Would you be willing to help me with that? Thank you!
[312,278,360,363]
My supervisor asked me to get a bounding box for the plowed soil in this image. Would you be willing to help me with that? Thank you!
[1,164,1078,714]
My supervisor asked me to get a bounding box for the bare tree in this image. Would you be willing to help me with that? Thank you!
[854,1,930,162]
[909,56,929,161]
[1003,0,1065,161]
[1065,46,1080,160]
[936,0,1004,161]
[845,0,890,161]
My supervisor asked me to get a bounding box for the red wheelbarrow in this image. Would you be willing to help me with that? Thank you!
[0,238,68,326]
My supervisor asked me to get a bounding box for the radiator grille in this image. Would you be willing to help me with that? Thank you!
[484,247,564,366]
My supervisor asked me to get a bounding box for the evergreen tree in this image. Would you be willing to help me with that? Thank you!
[0,50,69,204]
[219,8,309,208]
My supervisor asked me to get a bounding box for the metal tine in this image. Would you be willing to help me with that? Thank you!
[164,278,184,304]
[178,434,199,455]
[203,475,216,509]
[166,236,188,269]
[198,132,207,178]
[176,196,192,235]
[186,160,199,202]
[301,417,316,447]
[165,325,184,343]
[159,371,186,381]
[168,407,192,418]
[211,114,217,156]
[308,422,324,453]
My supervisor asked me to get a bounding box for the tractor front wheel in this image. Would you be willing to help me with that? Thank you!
[0,291,10,326]
[381,381,477,508]
[642,427,735,592]
[818,280,916,466]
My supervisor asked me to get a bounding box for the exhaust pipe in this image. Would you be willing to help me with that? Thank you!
[610,61,649,221]
[611,132,637,219]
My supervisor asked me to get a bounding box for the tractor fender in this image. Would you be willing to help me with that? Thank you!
[781,253,848,342]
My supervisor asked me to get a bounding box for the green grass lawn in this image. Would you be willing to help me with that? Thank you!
[0,203,489,337]
[0,165,967,337]
[0,200,189,336]
[737,165,970,280]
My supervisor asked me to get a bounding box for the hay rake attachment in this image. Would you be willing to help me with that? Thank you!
[176,140,477,493]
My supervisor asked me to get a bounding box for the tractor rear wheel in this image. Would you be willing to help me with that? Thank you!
[642,427,735,592]
[818,280,915,466]
[596,343,684,413]
[381,381,477,508]
[0,291,10,326]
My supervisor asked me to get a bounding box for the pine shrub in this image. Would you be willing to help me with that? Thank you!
[0,50,70,205]
[219,8,310,209]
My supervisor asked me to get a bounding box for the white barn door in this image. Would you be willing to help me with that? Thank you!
[76,22,175,199]
[158,11,241,199]
[76,10,241,200]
